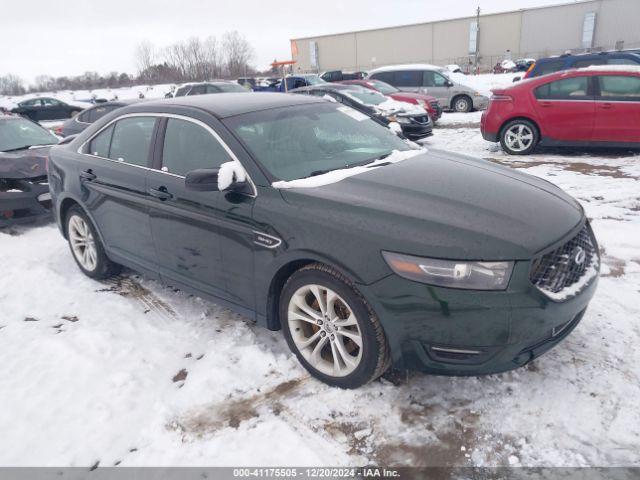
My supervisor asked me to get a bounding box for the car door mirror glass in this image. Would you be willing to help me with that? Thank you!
[185,168,220,192]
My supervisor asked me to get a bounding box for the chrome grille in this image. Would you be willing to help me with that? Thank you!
[530,224,598,297]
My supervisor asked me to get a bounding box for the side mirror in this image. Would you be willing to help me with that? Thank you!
[446,80,454,87]
[185,168,219,191]
[512,76,521,83]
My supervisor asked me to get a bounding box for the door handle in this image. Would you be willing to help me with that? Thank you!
[599,103,613,109]
[80,169,96,181]
[148,186,173,201]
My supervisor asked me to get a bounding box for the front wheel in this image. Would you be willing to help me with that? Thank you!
[66,205,120,279]
[452,95,472,113]
[280,264,390,389]
[500,119,539,155]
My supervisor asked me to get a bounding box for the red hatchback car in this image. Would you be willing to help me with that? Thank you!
[341,79,442,122]
[481,66,640,154]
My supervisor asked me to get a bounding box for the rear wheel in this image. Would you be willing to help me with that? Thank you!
[280,264,390,389]
[452,95,472,113]
[65,205,120,279]
[500,119,539,155]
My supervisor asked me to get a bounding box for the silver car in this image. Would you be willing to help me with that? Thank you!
[367,64,489,112]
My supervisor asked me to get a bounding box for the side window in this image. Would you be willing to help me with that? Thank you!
[598,75,640,101]
[534,60,565,77]
[206,85,221,94]
[174,86,190,97]
[42,98,61,106]
[88,124,114,157]
[189,85,206,96]
[608,58,640,66]
[91,105,118,122]
[109,117,156,166]
[394,71,422,87]
[370,71,394,84]
[77,109,92,123]
[572,58,605,68]
[161,118,232,176]
[535,77,590,100]
[433,73,449,87]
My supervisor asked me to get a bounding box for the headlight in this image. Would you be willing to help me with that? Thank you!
[395,116,411,124]
[382,251,514,290]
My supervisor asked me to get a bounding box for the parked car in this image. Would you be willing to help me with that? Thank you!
[1,113,59,226]
[292,83,432,140]
[340,79,442,122]
[55,100,143,137]
[237,77,257,89]
[320,70,367,82]
[481,66,640,155]
[11,97,87,121]
[523,51,640,79]
[368,64,489,112]
[48,93,598,388]
[253,74,326,92]
[171,81,248,97]
[515,58,536,72]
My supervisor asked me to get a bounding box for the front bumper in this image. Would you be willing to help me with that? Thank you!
[401,122,433,140]
[359,259,598,375]
[0,176,52,227]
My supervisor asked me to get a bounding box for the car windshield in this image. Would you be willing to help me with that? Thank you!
[366,80,398,95]
[216,83,247,93]
[341,87,388,106]
[225,102,410,182]
[0,117,58,152]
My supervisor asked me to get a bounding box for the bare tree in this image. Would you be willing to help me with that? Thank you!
[135,41,156,81]
[0,74,26,95]
[222,31,254,78]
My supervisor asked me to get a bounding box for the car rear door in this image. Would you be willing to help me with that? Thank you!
[532,75,595,142]
[146,115,242,302]
[76,115,159,273]
[593,74,640,143]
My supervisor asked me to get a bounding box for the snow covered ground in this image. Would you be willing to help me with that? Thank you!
[1,111,639,468]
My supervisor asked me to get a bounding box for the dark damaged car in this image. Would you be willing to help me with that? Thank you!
[47,94,599,388]
[1,114,58,226]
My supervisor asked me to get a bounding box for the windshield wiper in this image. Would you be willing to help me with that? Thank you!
[1,145,34,152]
[307,153,394,178]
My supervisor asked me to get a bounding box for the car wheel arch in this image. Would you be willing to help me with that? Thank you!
[58,196,106,248]
[499,116,541,139]
[265,256,367,331]
[451,94,472,111]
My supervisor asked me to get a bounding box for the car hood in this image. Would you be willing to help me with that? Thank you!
[280,149,583,260]
[0,147,50,179]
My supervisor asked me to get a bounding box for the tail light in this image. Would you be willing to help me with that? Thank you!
[523,63,536,78]
[491,94,513,102]
[53,125,63,135]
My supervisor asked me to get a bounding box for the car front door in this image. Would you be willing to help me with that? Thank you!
[532,75,595,142]
[423,71,451,108]
[76,115,159,273]
[146,115,249,304]
[40,98,62,120]
[593,74,640,143]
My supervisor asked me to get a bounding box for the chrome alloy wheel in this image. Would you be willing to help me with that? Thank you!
[287,284,363,377]
[68,214,97,271]
[504,124,534,152]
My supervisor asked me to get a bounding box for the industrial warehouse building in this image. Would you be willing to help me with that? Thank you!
[290,0,640,74]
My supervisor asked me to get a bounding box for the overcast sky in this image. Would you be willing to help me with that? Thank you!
[4,0,572,83]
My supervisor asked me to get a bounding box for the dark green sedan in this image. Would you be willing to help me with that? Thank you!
[47,93,599,388]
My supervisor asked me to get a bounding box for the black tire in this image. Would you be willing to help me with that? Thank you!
[65,205,120,280]
[499,119,539,155]
[452,95,472,113]
[279,263,390,389]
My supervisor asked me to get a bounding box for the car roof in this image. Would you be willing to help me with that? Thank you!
[128,92,325,118]
[89,99,142,108]
[368,63,444,74]
[539,51,640,62]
